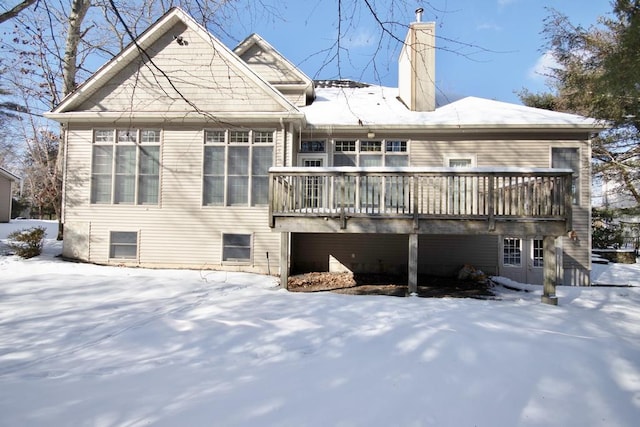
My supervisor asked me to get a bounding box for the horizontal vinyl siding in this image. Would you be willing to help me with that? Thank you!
[82,208,277,271]
[281,91,306,107]
[409,135,592,283]
[63,128,93,216]
[291,233,408,275]
[410,138,575,168]
[63,124,284,274]
[239,45,302,84]
[418,235,499,276]
[0,178,11,222]
[291,233,498,277]
[78,23,286,114]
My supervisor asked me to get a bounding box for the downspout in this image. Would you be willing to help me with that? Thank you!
[61,123,69,224]
[279,117,286,166]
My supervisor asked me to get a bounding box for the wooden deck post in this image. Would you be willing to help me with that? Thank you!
[541,235,558,305]
[280,232,290,289]
[408,233,418,294]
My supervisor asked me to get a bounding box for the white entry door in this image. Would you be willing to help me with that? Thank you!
[500,237,545,285]
[298,155,326,209]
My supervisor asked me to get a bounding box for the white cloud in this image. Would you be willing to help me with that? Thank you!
[498,0,517,6]
[342,28,375,49]
[528,51,560,81]
[477,22,502,31]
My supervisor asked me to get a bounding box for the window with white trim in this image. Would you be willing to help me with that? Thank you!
[91,129,161,205]
[533,238,544,267]
[300,140,326,153]
[385,140,408,167]
[334,140,357,166]
[332,139,408,167]
[331,139,409,210]
[503,238,522,266]
[222,233,252,263]
[109,231,138,259]
[203,129,274,206]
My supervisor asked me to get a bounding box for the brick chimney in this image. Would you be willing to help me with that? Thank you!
[398,8,436,112]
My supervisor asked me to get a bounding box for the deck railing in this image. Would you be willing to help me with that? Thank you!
[269,167,573,229]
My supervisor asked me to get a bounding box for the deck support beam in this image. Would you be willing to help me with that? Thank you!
[408,233,418,294]
[541,235,558,305]
[280,232,290,289]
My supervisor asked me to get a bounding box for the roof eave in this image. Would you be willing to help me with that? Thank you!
[303,123,604,133]
[44,111,306,124]
[0,167,21,181]
[50,8,301,116]
[51,8,189,114]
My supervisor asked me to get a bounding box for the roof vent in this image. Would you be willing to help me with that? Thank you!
[415,7,424,23]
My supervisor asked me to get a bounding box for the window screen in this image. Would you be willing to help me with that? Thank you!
[222,234,251,262]
[110,231,138,259]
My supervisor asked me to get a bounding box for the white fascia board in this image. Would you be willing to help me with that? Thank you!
[0,167,20,181]
[44,111,306,124]
[269,166,575,174]
[303,123,603,133]
[51,8,300,116]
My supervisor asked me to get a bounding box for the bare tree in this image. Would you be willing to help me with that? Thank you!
[2,0,243,238]
[0,0,39,24]
[1,0,494,238]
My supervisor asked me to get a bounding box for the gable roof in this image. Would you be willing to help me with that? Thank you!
[0,167,20,182]
[302,85,602,131]
[46,8,302,121]
[234,34,313,86]
[234,33,315,103]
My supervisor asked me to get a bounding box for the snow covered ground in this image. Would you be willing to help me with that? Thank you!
[1,219,639,426]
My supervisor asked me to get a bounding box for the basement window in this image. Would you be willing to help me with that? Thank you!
[222,233,252,263]
[109,231,138,259]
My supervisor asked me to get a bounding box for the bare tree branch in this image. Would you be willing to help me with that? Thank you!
[0,0,39,24]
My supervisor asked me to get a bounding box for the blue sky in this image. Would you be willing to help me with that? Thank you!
[219,0,613,105]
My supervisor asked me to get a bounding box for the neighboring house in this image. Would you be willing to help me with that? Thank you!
[592,170,639,250]
[0,167,20,223]
[593,172,638,210]
[45,8,602,303]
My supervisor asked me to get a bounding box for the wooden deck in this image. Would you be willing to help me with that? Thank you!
[269,167,573,236]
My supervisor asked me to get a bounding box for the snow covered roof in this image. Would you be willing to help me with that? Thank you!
[302,85,601,131]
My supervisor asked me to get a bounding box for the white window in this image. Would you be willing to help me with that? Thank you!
[533,238,544,267]
[222,233,252,263]
[332,139,408,167]
[449,158,472,168]
[300,140,326,153]
[109,231,138,259]
[330,139,410,210]
[503,238,522,266]
[334,140,357,166]
[91,129,160,205]
[385,141,408,167]
[203,129,274,206]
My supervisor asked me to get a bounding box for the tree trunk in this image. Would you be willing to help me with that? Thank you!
[56,0,91,240]
[62,0,91,96]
